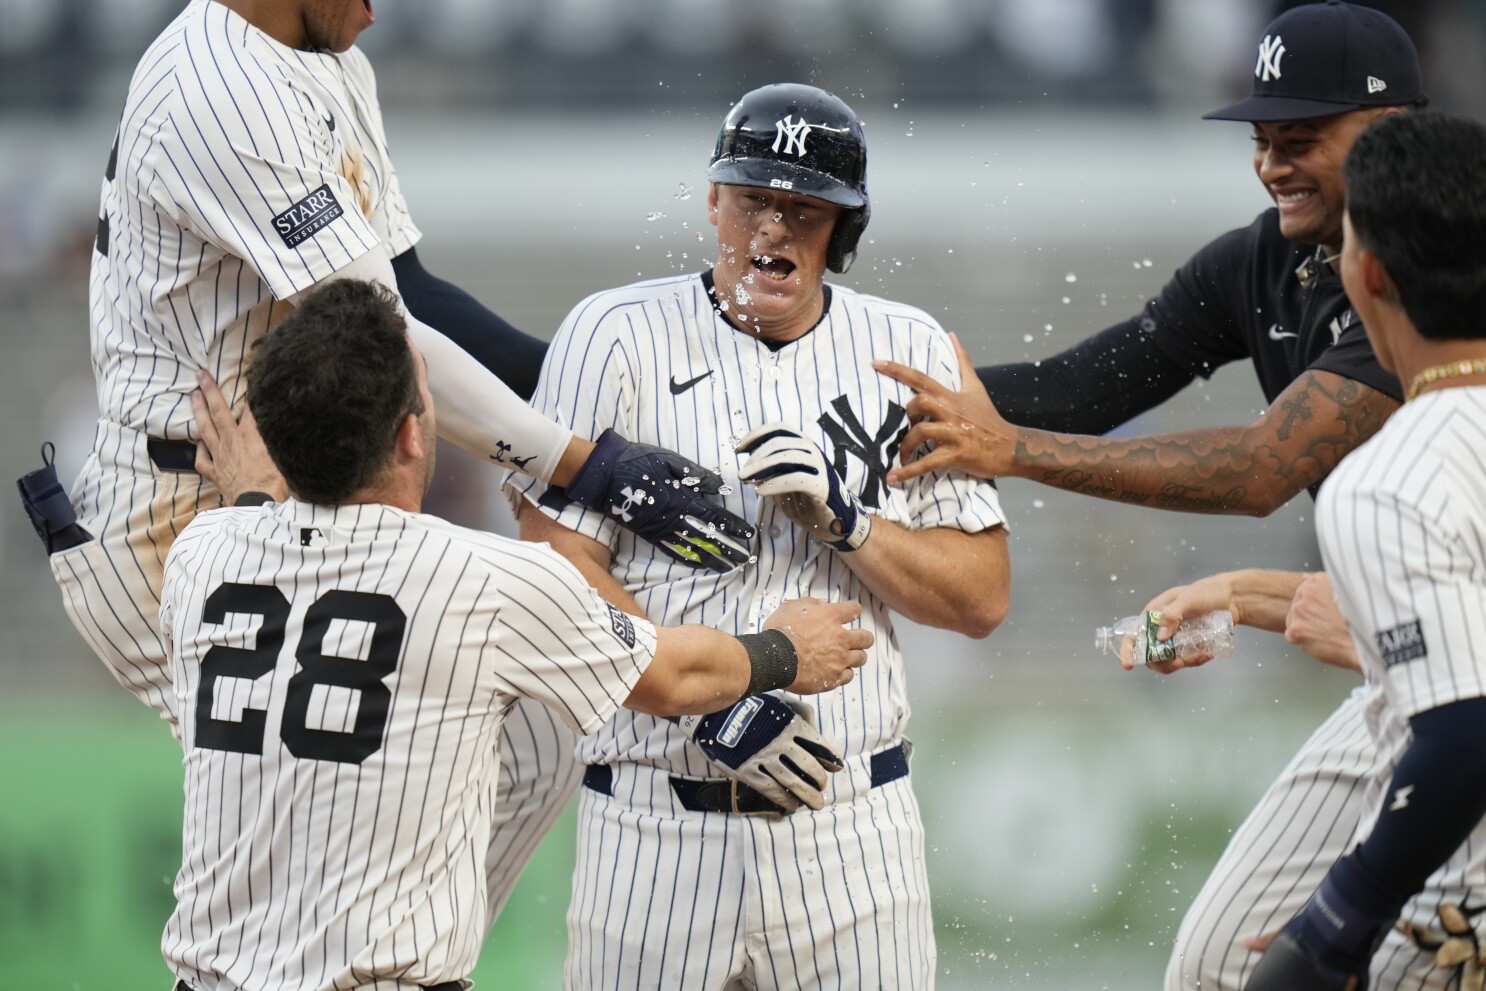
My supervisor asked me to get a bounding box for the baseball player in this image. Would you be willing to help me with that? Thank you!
[159,277,868,991]
[508,82,1010,990]
[1245,109,1486,990]
[21,0,755,933]
[875,4,1425,987]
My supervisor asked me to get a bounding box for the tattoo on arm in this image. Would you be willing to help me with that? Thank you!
[1019,372,1398,515]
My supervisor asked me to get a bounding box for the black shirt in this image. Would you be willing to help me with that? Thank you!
[980,208,1402,436]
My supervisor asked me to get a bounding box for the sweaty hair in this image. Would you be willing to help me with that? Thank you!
[247,279,424,504]
[1344,111,1486,341]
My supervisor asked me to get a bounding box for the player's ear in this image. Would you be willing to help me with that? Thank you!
[707,183,720,228]
[1359,246,1400,308]
[394,412,424,465]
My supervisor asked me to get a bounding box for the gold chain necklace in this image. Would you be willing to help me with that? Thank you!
[1406,358,1486,401]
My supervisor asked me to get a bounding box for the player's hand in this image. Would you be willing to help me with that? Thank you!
[736,423,872,550]
[191,370,288,505]
[681,695,844,812]
[1243,853,1399,991]
[1286,572,1361,673]
[873,333,1017,484]
[564,428,756,573]
[1136,575,1238,673]
[763,597,872,694]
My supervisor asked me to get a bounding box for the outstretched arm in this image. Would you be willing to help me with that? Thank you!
[879,339,1399,516]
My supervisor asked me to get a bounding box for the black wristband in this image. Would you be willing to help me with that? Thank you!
[737,629,798,696]
[234,491,276,507]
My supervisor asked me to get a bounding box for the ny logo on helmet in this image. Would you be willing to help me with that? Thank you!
[772,116,849,158]
[1255,34,1285,81]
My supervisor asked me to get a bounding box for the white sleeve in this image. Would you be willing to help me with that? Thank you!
[286,248,573,482]
[481,542,658,735]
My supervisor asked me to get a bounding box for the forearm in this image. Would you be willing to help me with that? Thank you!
[1006,371,1395,516]
[1222,569,1306,633]
[408,315,578,484]
[844,522,1008,638]
[391,246,549,402]
[628,625,751,716]
[977,318,1193,434]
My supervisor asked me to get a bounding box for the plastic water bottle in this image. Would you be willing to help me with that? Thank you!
[1095,610,1235,666]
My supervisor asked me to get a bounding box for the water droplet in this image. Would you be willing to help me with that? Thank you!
[1064,272,1077,283]
[675,182,692,201]
[646,211,665,222]
[1032,499,1045,509]
[1021,334,1034,343]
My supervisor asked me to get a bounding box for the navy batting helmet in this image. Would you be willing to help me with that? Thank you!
[707,83,870,274]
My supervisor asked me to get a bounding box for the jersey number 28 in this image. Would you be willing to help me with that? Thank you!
[194,583,405,765]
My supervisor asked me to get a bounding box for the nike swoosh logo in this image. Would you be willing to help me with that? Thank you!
[669,370,714,395]
[1268,324,1298,341]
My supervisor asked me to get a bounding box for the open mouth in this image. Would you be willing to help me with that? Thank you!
[1274,189,1315,208]
[752,255,796,281]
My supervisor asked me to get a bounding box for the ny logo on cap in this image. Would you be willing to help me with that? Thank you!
[771,116,849,158]
[1255,34,1286,81]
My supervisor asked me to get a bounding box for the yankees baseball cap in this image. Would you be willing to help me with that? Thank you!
[1204,1,1423,122]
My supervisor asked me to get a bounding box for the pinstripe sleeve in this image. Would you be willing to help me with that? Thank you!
[901,332,1009,534]
[479,542,657,735]
[149,56,381,300]
[506,290,639,544]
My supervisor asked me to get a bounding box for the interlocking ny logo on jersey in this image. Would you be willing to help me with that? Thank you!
[1255,34,1286,81]
[771,116,849,158]
[273,184,344,248]
[818,395,908,509]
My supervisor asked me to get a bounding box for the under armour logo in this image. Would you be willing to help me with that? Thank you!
[611,486,645,523]
[1255,34,1285,82]
[1367,75,1387,94]
[1390,784,1414,811]
[491,441,512,464]
[511,454,536,470]
[817,395,908,509]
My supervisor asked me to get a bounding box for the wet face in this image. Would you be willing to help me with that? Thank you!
[1251,109,1389,251]
[708,183,842,343]
[301,0,375,52]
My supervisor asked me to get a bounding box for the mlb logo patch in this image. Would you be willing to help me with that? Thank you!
[1375,619,1426,667]
[273,184,344,248]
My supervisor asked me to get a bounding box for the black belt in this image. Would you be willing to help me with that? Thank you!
[148,438,199,473]
[582,742,910,816]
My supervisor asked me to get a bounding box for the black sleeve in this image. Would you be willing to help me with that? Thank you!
[975,317,1196,434]
[1353,696,1486,898]
[391,246,549,402]
[1309,321,1405,401]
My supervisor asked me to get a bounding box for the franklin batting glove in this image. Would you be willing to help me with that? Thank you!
[681,695,844,812]
[736,423,871,551]
[565,428,756,573]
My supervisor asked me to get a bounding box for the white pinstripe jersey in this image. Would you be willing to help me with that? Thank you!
[91,0,417,439]
[158,500,655,991]
[509,272,1007,775]
[1317,387,1486,894]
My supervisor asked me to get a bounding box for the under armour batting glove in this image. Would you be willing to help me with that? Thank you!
[564,428,756,573]
[681,695,844,812]
[1247,852,1406,991]
[736,423,871,551]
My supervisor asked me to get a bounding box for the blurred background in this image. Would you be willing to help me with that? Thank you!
[3,0,1485,987]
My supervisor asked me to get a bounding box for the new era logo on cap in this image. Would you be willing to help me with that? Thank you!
[1368,75,1387,93]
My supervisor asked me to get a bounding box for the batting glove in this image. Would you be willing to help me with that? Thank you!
[680,695,844,812]
[1247,852,1404,991]
[736,423,871,551]
[564,428,756,573]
